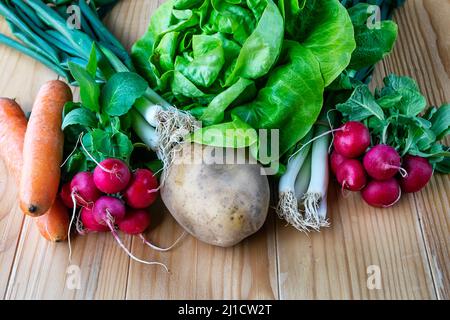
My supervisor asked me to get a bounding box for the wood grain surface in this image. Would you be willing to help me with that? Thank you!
[0,0,448,300]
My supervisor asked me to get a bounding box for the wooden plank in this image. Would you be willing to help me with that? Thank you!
[5,217,131,299]
[276,0,449,299]
[108,0,278,299]
[386,0,450,299]
[0,21,57,298]
[125,201,278,299]
[277,186,435,299]
[0,161,23,299]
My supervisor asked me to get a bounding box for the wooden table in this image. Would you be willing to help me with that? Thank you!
[0,0,448,300]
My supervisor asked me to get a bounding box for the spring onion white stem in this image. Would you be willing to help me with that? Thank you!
[130,109,159,150]
[134,97,163,128]
[277,132,313,232]
[294,153,311,205]
[144,87,172,109]
[302,124,330,230]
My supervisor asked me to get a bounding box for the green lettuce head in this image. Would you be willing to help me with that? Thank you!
[132,0,356,155]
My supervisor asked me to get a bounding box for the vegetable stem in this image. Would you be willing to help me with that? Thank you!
[79,0,134,70]
[277,131,313,232]
[134,97,163,128]
[303,123,331,229]
[0,34,67,78]
[294,153,312,201]
[130,110,159,150]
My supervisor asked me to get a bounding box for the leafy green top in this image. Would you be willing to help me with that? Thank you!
[337,74,450,173]
[61,45,148,178]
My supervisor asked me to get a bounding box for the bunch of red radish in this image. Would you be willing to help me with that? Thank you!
[58,158,177,270]
[331,122,433,208]
[60,158,158,236]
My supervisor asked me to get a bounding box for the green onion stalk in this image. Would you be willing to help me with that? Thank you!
[0,0,198,173]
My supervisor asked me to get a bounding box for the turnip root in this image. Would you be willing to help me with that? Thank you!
[161,143,270,247]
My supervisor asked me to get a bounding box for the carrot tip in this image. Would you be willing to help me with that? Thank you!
[28,205,38,213]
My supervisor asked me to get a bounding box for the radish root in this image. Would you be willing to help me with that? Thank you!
[139,231,187,252]
[276,191,310,232]
[383,187,402,208]
[61,133,83,168]
[147,185,161,194]
[398,167,408,178]
[67,192,78,262]
[75,212,87,236]
[105,212,169,272]
[341,181,352,198]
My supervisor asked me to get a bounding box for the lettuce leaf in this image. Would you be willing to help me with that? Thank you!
[132,0,356,155]
[233,41,324,155]
[347,3,398,70]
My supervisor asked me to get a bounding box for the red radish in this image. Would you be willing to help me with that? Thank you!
[119,208,186,252]
[118,209,151,235]
[60,182,74,208]
[93,158,131,194]
[363,145,402,180]
[336,159,367,191]
[330,151,349,175]
[124,169,159,209]
[399,155,433,193]
[70,172,101,208]
[92,196,126,226]
[80,207,109,232]
[334,122,371,158]
[361,178,401,208]
[66,172,101,261]
[91,197,169,271]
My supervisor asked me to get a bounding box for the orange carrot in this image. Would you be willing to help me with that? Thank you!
[35,197,70,242]
[0,96,70,241]
[0,98,27,184]
[20,80,72,217]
